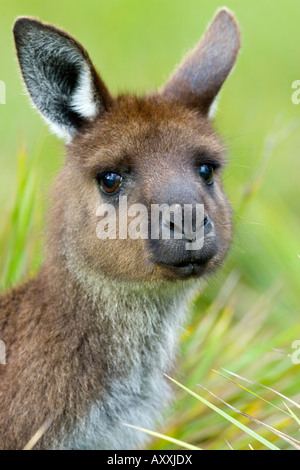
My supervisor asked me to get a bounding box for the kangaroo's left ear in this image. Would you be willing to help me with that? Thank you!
[161,8,241,115]
[13,17,112,142]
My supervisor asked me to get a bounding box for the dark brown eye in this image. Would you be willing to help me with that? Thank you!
[97,172,122,194]
[200,164,214,184]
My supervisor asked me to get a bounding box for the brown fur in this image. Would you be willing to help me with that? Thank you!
[0,9,240,449]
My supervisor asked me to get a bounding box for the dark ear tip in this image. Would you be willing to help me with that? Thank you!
[13,17,42,39]
[13,17,28,38]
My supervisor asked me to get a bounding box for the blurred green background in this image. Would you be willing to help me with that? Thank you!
[0,0,299,450]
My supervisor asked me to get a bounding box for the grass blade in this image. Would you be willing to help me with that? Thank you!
[164,374,280,450]
[198,384,300,450]
[120,422,202,450]
[282,402,300,427]
[221,368,300,410]
[212,369,291,418]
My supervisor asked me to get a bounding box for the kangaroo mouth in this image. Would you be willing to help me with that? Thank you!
[156,260,208,278]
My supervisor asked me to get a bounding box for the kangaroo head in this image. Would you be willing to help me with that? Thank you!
[13,9,240,283]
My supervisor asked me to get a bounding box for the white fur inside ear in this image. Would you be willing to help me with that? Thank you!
[70,65,99,120]
[46,119,75,143]
[208,93,220,119]
[25,100,75,143]
[29,64,100,144]
[47,65,100,143]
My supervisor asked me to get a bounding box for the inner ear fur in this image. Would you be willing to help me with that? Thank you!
[13,17,112,141]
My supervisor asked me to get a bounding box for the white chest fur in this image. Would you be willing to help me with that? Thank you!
[59,274,198,450]
[60,368,171,450]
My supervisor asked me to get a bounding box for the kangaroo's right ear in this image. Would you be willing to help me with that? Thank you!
[13,17,112,142]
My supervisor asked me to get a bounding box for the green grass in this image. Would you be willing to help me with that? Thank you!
[1,0,300,450]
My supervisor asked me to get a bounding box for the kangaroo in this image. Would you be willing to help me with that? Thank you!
[0,8,241,449]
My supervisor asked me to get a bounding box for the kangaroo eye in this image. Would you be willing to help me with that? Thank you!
[97,172,122,194]
[199,164,214,184]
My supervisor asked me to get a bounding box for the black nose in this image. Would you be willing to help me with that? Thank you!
[161,207,211,242]
[146,176,219,276]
